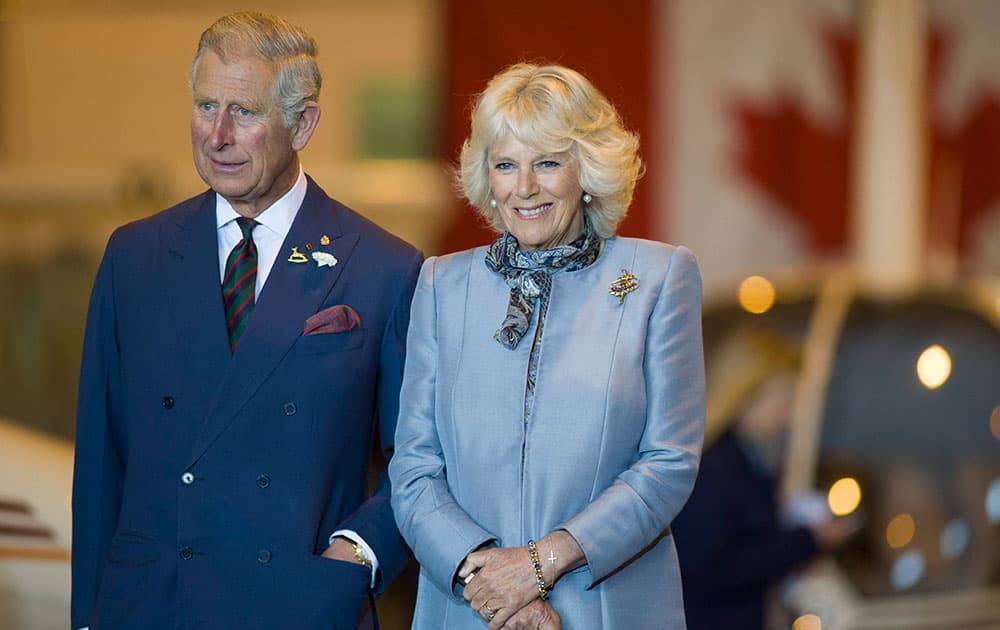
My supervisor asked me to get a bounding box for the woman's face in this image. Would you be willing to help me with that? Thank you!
[488,135,585,250]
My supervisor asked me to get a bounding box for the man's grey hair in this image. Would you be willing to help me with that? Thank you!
[189,11,321,127]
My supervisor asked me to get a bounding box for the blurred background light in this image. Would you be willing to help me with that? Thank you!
[828,477,862,516]
[939,518,969,560]
[792,613,823,630]
[737,275,775,314]
[891,550,925,591]
[987,478,1000,524]
[886,513,916,549]
[916,344,951,389]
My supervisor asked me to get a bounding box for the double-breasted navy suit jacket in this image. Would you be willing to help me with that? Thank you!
[71,176,422,629]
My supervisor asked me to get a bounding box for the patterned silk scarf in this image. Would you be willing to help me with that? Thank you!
[484,221,603,349]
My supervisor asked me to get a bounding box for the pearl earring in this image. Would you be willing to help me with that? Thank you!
[489,198,498,209]
[582,193,593,204]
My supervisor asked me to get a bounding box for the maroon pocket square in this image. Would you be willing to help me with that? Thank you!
[304,305,361,335]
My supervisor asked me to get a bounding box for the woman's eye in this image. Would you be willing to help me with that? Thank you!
[538,160,560,169]
[494,162,513,172]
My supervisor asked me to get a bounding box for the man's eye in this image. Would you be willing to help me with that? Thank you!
[198,102,215,112]
[237,108,252,117]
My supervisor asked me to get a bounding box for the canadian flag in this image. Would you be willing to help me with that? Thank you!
[440,0,1000,293]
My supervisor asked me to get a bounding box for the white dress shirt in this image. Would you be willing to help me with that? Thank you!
[215,170,307,298]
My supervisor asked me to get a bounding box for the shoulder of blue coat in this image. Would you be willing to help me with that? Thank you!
[420,245,489,282]
[604,236,696,269]
[106,189,213,249]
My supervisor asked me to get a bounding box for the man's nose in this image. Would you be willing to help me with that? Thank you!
[208,111,233,150]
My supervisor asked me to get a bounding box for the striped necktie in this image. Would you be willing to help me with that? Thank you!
[222,217,258,352]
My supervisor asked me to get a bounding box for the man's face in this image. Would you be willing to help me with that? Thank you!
[190,50,304,217]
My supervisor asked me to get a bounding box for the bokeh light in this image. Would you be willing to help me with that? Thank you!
[828,477,862,516]
[886,513,915,549]
[940,518,969,560]
[891,550,925,591]
[793,614,822,630]
[738,275,775,314]
[990,406,1000,441]
[987,478,1000,524]
[916,344,951,389]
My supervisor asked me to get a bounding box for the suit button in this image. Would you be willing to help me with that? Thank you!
[162,396,175,409]
[181,472,195,485]
[179,547,194,560]
[257,549,272,564]
[256,474,271,488]
[283,402,297,416]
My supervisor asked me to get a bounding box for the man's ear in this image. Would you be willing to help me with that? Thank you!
[290,102,321,152]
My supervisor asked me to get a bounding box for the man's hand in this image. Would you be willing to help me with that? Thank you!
[500,599,561,630]
[321,537,364,564]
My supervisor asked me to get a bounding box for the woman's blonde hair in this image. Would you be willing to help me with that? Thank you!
[457,63,643,239]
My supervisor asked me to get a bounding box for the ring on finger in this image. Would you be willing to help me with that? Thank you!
[481,603,495,621]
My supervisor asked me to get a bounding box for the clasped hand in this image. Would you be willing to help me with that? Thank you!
[458,546,560,629]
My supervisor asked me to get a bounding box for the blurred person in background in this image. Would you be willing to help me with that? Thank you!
[673,327,859,630]
[390,63,705,629]
[71,12,420,629]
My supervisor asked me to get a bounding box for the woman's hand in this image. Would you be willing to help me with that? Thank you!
[500,599,561,630]
[460,546,538,628]
[458,530,585,628]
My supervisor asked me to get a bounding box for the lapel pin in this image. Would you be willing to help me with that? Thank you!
[306,242,314,250]
[312,251,337,268]
[320,235,331,246]
[609,269,639,304]
[288,247,309,263]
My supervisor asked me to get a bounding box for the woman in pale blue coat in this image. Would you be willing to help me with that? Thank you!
[389,63,705,629]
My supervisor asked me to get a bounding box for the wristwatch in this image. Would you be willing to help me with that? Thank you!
[351,541,374,569]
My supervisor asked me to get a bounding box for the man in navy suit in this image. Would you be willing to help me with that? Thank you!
[71,12,421,629]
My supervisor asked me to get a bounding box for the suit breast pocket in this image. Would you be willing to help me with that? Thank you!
[297,327,366,354]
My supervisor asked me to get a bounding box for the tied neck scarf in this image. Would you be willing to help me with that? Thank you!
[484,221,603,349]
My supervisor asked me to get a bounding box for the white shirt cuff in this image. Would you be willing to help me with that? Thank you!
[330,529,379,588]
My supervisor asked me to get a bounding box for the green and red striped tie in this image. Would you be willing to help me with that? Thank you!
[222,217,258,352]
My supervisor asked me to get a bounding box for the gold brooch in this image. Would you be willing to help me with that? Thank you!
[320,235,331,245]
[288,246,308,263]
[609,269,639,304]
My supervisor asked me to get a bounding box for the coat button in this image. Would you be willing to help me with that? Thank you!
[181,472,195,485]
[162,396,175,409]
[283,402,297,416]
[257,549,272,564]
[179,547,194,560]
[256,474,271,488]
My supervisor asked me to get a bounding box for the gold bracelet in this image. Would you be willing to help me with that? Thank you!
[527,539,550,600]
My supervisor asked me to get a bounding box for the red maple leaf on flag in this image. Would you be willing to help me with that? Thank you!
[926,31,1000,263]
[732,28,857,256]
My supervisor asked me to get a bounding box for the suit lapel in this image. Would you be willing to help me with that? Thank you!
[187,180,360,465]
[164,193,232,399]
